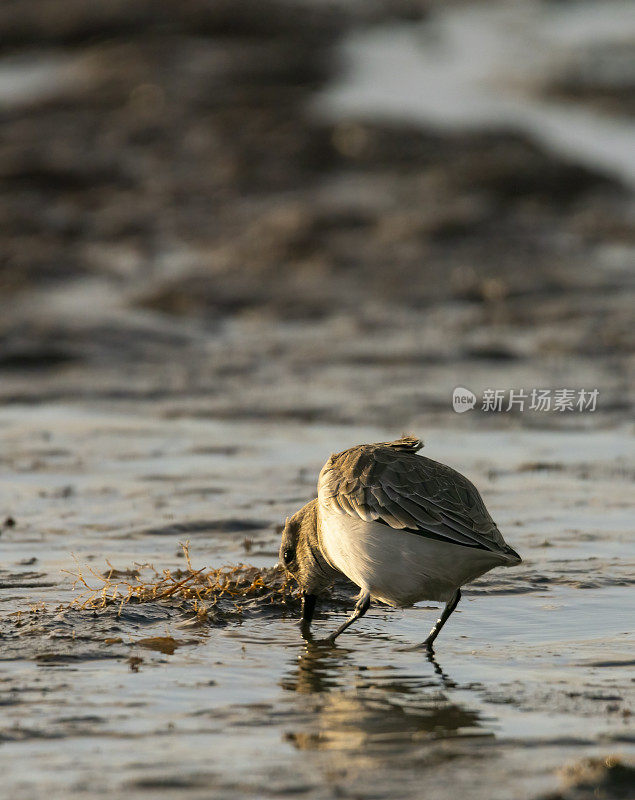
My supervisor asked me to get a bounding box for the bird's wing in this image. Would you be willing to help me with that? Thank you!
[318,436,510,555]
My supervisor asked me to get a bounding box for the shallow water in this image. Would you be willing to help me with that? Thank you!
[1,406,633,799]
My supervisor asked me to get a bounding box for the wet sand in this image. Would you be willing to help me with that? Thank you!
[1,1,634,798]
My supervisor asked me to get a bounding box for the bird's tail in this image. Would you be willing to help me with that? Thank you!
[500,544,522,565]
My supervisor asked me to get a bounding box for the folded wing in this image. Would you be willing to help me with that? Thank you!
[318,436,513,556]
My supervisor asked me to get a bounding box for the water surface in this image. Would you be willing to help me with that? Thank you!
[1,407,633,799]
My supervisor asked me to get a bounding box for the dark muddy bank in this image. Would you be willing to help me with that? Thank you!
[0,0,633,425]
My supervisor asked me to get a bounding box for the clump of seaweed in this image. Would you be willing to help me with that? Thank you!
[64,542,300,620]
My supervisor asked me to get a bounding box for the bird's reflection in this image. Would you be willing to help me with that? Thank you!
[280,640,488,753]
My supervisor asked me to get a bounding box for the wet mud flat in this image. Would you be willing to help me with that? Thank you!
[1,409,634,800]
[1,0,634,798]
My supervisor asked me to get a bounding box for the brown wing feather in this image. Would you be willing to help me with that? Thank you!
[318,436,511,555]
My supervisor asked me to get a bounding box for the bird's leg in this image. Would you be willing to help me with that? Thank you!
[421,589,461,652]
[300,592,317,640]
[325,591,371,644]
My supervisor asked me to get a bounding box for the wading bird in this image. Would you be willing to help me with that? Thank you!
[279,436,521,651]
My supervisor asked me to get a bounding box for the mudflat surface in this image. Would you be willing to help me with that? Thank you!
[1,1,634,798]
[1,411,633,799]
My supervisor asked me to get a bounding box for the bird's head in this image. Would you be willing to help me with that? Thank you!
[279,500,338,595]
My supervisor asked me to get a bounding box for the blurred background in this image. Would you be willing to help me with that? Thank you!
[2,5,635,796]
[1,0,634,429]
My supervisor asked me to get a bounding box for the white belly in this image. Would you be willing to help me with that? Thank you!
[319,505,503,606]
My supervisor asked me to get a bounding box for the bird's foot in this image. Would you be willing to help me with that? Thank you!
[313,635,337,648]
[396,639,435,653]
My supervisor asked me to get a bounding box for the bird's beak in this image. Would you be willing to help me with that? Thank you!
[300,592,317,638]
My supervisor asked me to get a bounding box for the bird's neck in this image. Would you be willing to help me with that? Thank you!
[297,499,340,592]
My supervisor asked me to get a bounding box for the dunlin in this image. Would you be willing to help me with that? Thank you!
[279,436,521,650]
